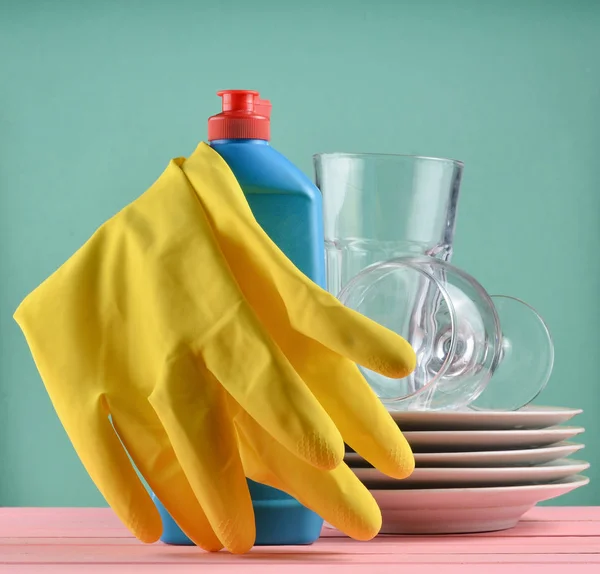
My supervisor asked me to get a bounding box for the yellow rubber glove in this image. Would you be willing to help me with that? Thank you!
[180,144,417,527]
[14,144,416,554]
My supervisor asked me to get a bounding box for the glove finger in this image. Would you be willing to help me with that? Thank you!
[236,410,382,541]
[203,302,344,471]
[283,337,414,479]
[276,284,416,380]
[14,296,164,543]
[148,351,254,554]
[43,398,163,543]
[109,397,223,552]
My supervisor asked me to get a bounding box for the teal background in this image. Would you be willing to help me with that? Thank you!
[1,0,598,507]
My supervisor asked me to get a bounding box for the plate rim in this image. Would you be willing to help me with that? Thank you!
[368,474,590,495]
[412,441,585,458]
[402,425,585,437]
[344,441,586,464]
[353,458,591,481]
[389,406,582,419]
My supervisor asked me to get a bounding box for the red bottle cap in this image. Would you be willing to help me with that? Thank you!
[208,90,271,141]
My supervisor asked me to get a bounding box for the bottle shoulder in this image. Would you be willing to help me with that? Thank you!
[210,142,319,198]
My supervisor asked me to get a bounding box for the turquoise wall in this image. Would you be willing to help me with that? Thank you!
[1,0,598,507]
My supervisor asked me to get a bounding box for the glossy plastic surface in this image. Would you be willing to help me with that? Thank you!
[154,484,323,546]
[208,90,271,141]
[213,139,326,286]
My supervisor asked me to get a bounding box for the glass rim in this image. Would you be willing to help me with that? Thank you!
[337,256,459,404]
[313,151,464,167]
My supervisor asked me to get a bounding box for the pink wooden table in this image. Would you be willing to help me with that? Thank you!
[1,507,600,573]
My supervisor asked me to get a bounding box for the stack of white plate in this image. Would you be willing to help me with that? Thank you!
[347,406,589,534]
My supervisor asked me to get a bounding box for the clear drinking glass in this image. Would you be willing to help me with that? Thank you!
[338,256,554,411]
[314,153,553,412]
[313,153,463,298]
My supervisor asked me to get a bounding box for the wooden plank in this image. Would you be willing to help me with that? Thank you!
[523,507,600,521]
[1,537,599,553]
[1,544,599,564]
[3,507,599,538]
[1,506,598,572]
[0,508,122,527]
[353,535,600,548]
[3,564,600,574]
[7,507,600,538]
[0,508,131,538]
[0,509,125,527]
[324,520,600,538]
[420,521,600,537]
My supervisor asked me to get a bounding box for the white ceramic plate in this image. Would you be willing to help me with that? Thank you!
[400,426,584,452]
[352,458,590,487]
[388,406,582,431]
[369,475,590,534]
[345,441,585,468]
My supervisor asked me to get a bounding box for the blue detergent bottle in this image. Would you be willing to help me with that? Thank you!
[154,90,326,547]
